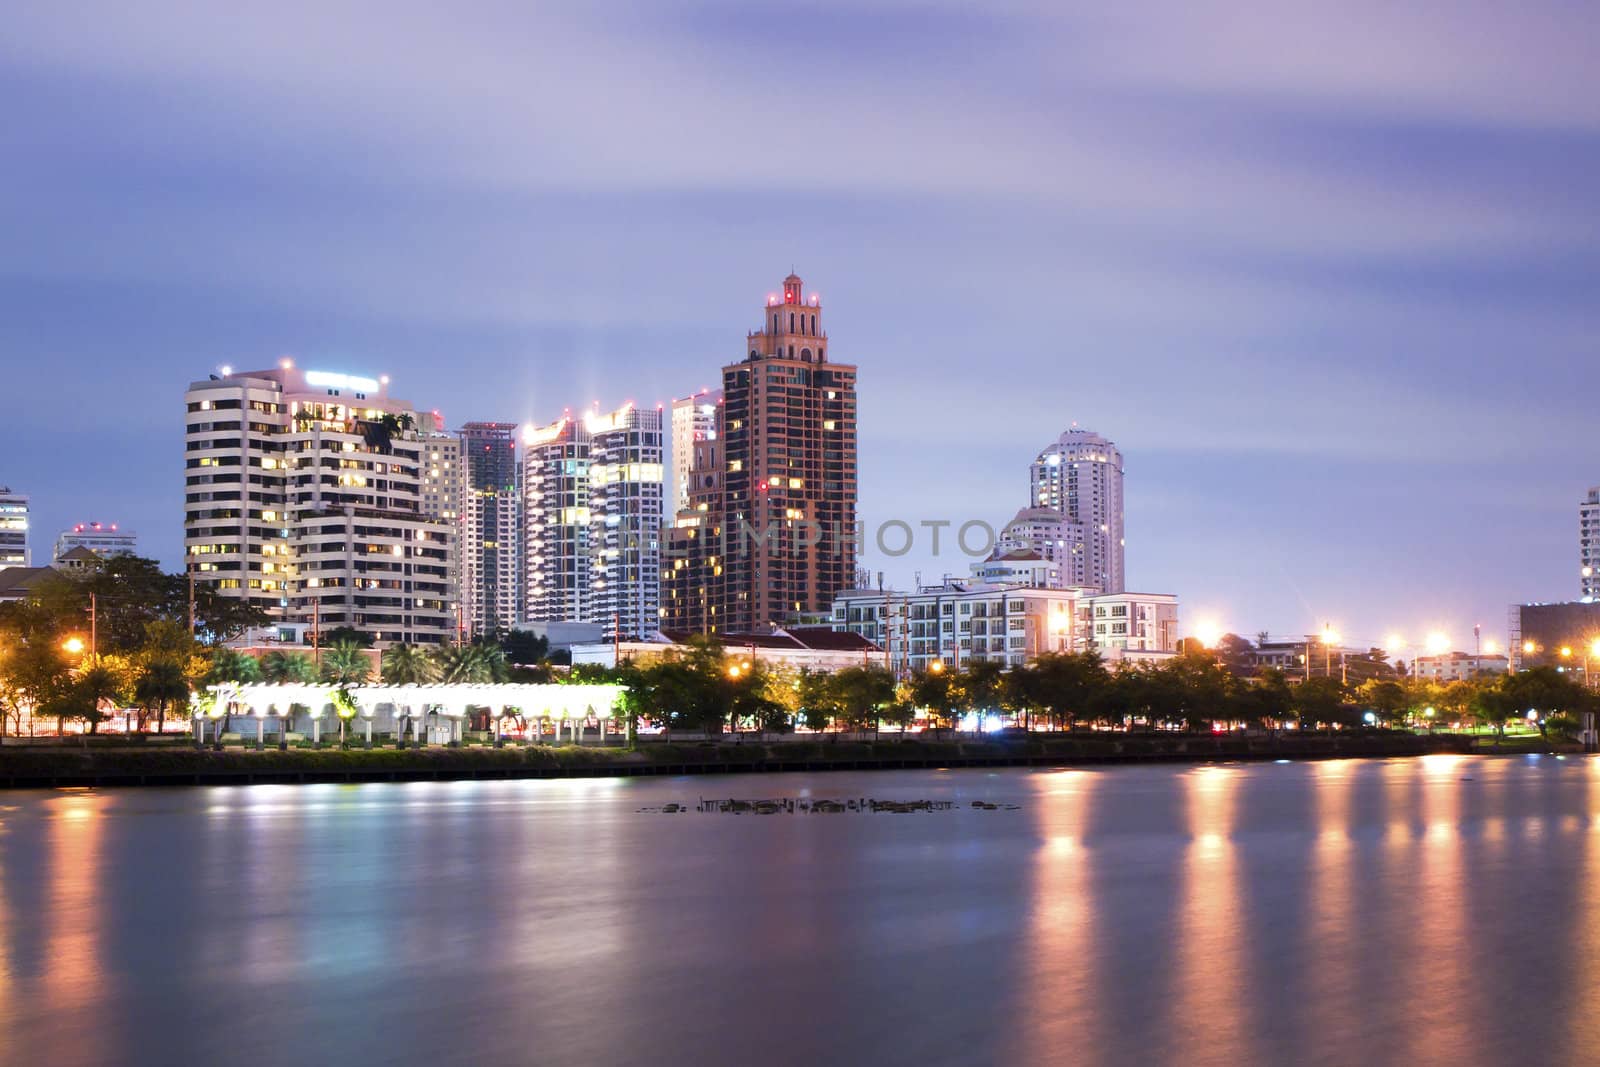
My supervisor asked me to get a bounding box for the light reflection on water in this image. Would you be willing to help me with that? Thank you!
[1,758,1599,1066]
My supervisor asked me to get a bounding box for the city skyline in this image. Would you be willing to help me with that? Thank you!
[4,3,1596,646]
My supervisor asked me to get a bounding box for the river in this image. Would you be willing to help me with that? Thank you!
[0,755,1596,1066]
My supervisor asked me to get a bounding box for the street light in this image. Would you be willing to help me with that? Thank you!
[62,636,85,656]
[1194,620,1222,649]
[929,660,944,674]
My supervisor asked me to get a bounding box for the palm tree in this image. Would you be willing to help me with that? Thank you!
[431,644,505,684]
[260,650,318,684]
[320,640,372,686]
[206,648,261,684]
[73,661,127,738]
[382,644,437,684]
[135,659,190,734]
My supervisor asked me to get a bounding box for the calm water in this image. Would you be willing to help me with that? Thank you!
[1,755,1598,1066]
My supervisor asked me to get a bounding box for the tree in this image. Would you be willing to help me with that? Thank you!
[796,668,839,734]
[432,644,508,684]
[40,659,127,738]
[207,647,262,684]
[1014,652,1109,730]
[908,667,955,734]
[134,658,190,734]
[0,637,71,739]
[952,661,1006,730]
[260,650,317,684]
[381,644,438,685]
[320,641,372,685]
[499,630,552,666]
[1292,676,1349,731]
[829,665,896,737]
[1360,679,1409,726]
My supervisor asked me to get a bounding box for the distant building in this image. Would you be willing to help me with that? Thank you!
[1511,601,1600,672]
[0,488,27,571]
[521,403,663,640]
[418,430,464,638]
[1584,487,1600,599]
[1414,651,1509,682]
[53,522,137,561]
[665,273,858,635]
[184,364,455,646]
[1250,635,1384,683]
[459,422,521,638]
[831,579,1177,675]
[970,548,1062,589]
[670,390,720,515]
[1028,429,1124,593]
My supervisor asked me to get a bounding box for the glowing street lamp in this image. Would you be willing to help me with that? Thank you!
[1425,632,1450,655]
[929,660,945,674]
[62,636,85,656]
[1193,620,1222,650]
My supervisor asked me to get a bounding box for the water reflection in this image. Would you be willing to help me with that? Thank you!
[1018,769,1098,1061]
[2,760,1600,1066]
[1167,766,1248,1062]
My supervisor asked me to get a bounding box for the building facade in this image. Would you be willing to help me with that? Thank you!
[1582,487,1600,599]
[53,522,137,561]
[418,430,464,638]
[459,422,520,638]
[665,273,858,635]
[522,404,663,640]
[1414,651,1510,681]
[1511,601,1600,672]
[183,364,455,645]
[0,488,27,571]
[1027,429,1125,593]
[831,580,1177,674]
[670,390,720,515]
[586,404,664,641]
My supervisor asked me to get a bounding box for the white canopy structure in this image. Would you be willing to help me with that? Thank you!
[194,682,629,745]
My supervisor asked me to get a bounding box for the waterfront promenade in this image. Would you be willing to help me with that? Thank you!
[0,731,1484,789]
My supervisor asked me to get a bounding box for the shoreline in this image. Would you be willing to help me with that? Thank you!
[0,732,1507,789]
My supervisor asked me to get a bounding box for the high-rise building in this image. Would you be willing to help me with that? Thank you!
[54,522,138,561]
[184,364,455,645]
[0,488,28,571]
[662,402,725,635]
[586,404,664,641]
[666,273,858,634]
[522,414,592,629]
[459,422,520,638]
[671,390,720,514]
[418,430,464,638]
[1028,428,1124,593]
[521,404,663,639]
[1581,487,1600,599]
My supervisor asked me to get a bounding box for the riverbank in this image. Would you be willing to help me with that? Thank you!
[0,731,1500,788]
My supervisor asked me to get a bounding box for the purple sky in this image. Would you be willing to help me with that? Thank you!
[2,2,1596,650]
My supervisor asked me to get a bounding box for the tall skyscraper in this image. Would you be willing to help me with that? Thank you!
[459,422,520,638]
[666,273,858,633]
[522,403,663,639]
[1028,428,1124,594]
[587,404,664,640]
[670,389,720,514]
[418,429,464,634]
[0,488,28,571]
[1582,486,1600,599]
[184,364,455,645]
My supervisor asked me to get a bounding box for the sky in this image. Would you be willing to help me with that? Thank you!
[1,1,1596,651]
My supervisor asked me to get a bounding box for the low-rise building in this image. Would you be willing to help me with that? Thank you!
[831,579,1178,673]
[1511,601,1600,672]
[571,626,881,672]
[1413,651,1509,681]
[54,522,137,561]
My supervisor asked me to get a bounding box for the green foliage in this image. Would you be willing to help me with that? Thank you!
[260,650,317,684]
[320,641,372,685]
[381,644,438,685]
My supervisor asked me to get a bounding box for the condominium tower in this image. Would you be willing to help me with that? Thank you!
[522,403,663,639]
[1027,428,1125,593]
[459,422,520,637]
[183,364,455,645]
[54,522,138,561]
[670,390,720,514]
[665,273,858,634]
